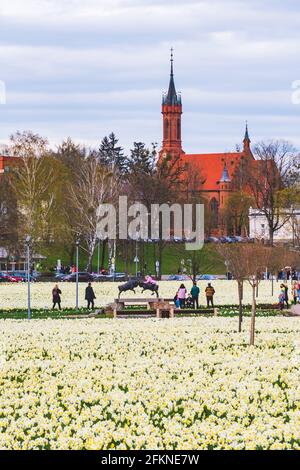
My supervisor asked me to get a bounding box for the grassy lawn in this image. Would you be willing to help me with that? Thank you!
[0,306,280,320]
[40,242,225,275]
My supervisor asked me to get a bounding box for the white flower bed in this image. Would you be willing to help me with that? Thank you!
[0,280,284,310]
[0,317,300,450]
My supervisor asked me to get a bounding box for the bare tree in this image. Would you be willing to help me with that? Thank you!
[9,131,66,251]
[217,244,251,332]
[242,244,272,345]
[247,141,300,245]
[70,156,112,272]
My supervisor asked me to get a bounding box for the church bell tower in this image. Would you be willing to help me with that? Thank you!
[159,50,184,160]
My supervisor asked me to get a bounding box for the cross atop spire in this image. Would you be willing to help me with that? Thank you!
[163,48,181,106]
[244,121,250,141]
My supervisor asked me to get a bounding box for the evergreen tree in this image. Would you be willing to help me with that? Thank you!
[98,133,127,174]
[128,142,156,175]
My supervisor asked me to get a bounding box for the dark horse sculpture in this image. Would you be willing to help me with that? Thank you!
[118,280,159,298]
[118,280,139,298]
[138,282,159,298]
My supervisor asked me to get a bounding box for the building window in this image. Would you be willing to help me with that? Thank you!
[177,119,181,140]
[210,198,219,228]
[164,119,169,140]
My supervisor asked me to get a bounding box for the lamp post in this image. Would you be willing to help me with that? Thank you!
[134,239,139,278]
[25,236,31,320]
[75,239,80,310]
[97,239,101,274]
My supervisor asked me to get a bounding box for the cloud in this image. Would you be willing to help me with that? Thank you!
[0,0,300,153]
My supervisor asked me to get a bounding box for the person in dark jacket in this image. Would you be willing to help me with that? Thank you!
[280,284,289,308]
[52,284,62,310]
[191,282,200,309]
[85,282,96,309]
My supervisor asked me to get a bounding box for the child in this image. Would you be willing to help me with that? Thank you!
[279,288,285,311]
[186,294,194,309]
[174,293,181,309]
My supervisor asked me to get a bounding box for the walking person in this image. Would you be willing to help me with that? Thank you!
[205,283,215,308]
[177,284,187,309]
[281,284,289,309]
[191,282,200,309]
[292,282,298,305]
[279,287,285,311]
[52,284,62,310]
[85,282,96,309]
[297,281,300,304]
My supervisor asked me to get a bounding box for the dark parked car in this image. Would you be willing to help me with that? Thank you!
[93,272,127,282]
[62,272,94,283]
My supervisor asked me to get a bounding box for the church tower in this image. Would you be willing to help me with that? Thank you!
[159,50,184,160]
[219,162,232,211]
[243,121,251,153]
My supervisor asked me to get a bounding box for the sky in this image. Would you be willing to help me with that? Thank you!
[0,0,300,154]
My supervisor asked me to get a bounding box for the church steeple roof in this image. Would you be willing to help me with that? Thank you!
[163,49,181,106]
[243,121,251,151]
[244,121,251,143]
[220,162,231,183]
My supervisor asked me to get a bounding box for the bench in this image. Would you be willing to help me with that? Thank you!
[108,298,219,318]
[163,298,219,316]
[114,298,163,310]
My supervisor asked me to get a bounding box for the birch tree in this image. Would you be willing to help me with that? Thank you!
[70,156,112,272]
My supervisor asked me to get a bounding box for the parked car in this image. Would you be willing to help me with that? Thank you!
[0,272,23,283]
[62,272,94,283]
[10,271,37,282]
[0,273,8,282]
[207,237,220,243]
[196,274,217,281]
[168,274,189,281]
[92,272,126,282]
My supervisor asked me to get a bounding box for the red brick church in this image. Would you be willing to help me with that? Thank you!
[159,52,258,235]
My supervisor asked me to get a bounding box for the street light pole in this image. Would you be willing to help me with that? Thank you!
[97,239,101,274]
[25,237,31,320]
[76,239,79,310]
[135,239,138,277]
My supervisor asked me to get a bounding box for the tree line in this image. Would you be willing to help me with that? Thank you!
[0,130,299,275]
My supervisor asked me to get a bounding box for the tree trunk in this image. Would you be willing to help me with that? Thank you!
[67,245,75,267]
[250,283,256,346]
[86,239,97,272]
[158,241,164,280]
[271,275,274,296]
[101,239,107,270]
[238,280,243,333]
[269,226,274,246]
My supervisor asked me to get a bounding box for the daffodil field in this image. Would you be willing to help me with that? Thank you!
[1,317,300,450]
[0,280,282,310]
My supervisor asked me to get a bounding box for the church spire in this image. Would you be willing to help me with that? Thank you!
[243,121,251,151]
[160,48,184,159]
[163,48,181,106]
[220,162,231,183]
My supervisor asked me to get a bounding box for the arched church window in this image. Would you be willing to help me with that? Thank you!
[177,119,181,140]
[210,198,219,228]
[164,119,169,140]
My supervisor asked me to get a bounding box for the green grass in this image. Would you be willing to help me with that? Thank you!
[0,308,109,320]
[0,306,280,320]
[39,242,226,275]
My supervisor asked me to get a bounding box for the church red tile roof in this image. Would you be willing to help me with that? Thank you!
[182,152,246,191]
